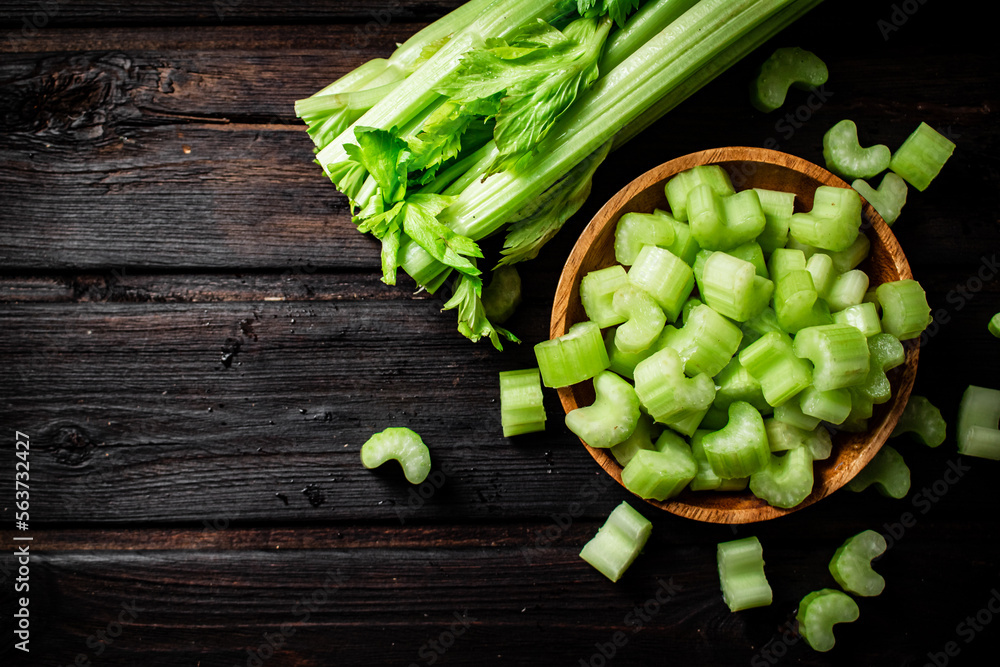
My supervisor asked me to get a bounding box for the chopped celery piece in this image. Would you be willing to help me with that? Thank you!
[990,313,1000,338]
[805,252,835,298]
[825,269,869,313]
[611,413,662,467]
[767,247,806,282]
[535,320,610,388]
[614,211,676,266]
[773,399,821,431]
[481,265,523,324]
[360,427,432,484]
[852,172,908,226]
[729,241,769,278]
[792,323,870,392]
[749,47,827,113]
[851,333,905,406]
[717,536,772,612]
[580,265,629,328]
[798,386,852,425]
[842,387,874,433]
[829,530,887,598]
[832,302,882,337]
[766,417,810,451]
[796,588,859,653]
[634,347,716,429]
[822,119,891,180]
[499,368,546,436]
[847,445,910,498]
[774,269,832,334]
[701,401,770,478]
[889,122,956,191]
[687,186,767,251]
[690,429,749,491]
[957,385,1000,460]
[804,425,832,460]
[891,395,946,447]
[753,188,795,254]
[566,371,641,448]
[580,501,651,583]
[749,445,814,508]
[825,233,871,274]
[613,284,667,354]
[699,251,773,321]
[739,331,813,407]
[714,356,771,414]
[659,211,702,266]
[788,186,862,252]
[681,296,704,324]
[660,303,743,377]
[664,164,734,222]
[875,279,931,341]
[605,325,671,380]
[740,306,783,347]
[621,434,698,501]
[628,245,696,321]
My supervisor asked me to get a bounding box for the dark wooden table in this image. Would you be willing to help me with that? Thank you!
[2,2,998,665]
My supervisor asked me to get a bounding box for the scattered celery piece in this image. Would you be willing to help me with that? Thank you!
[612,284,667,354]
[749,46,827,113]
[796,588,859,652]
[614,211,676,266]
[792,323,870,392]
[660,303,743,377]
[580,265,630,328]
[957,385,1000,460]
[360,427,432,484]
[891,395,946,447]
[498,368,546,436]
[832,302,882,337]
[847,445,910,498]
[566,371,641,448]
[481,265,522,324]
[875,279,931,341]
[621,434,698,501]
[798,386,852,425]
[701,401,770,478]
[535,320,610,388]
[739,331,813,407]
[749,445,814,508]
[889,122,955,191]
[829,530,887,598]
[990,313,1000,338]
[788,186,862,252]
[753,188,794,254]
[628,245,696,321]
[633,347,716,429]
[851,333,905,406]
[580,501,651,583]
[611,413,662,467]
[852,172,908,226]
[698,251,773,321]
[687,186,767,251]
[822,119,891,180]
[664,164,734,222]
[717,536,772,612]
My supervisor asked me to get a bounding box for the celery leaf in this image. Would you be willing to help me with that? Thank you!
[442,272,521,351]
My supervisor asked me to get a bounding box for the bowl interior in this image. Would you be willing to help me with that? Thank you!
[551,147,918,524]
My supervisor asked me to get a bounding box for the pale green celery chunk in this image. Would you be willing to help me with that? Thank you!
[753,188,795,255]
[615,211,677,265]
[633,347,715,428]
[611,413,663,467]
[740,306,783,347]
[613,284,667,354]
[660,303,743,377]
[788,186,863,253]
[804,425,832,460]
[687,185,767,251]
[852,333,905,406]
[853,172,908,226]
[698,251,773,321]
[361,427,432,484]
[829,530,887,597]
[832,302,882,337]
[657,210,702,266]
[798,386,852,425]
[702,401,770,478]
[566,371,641,448]
[825,269,870,313]
[580,501,651,582]
[773,399,821,430]
[580,265,630,328]
[957,385,1000,460]
[796,588,860,652]
[714,356,771,414]
[535,320,610,388]
[792,324,870,392]
[805,252,835,298]
[717,536,772,612]
[499,368,546,437]
[621,435,698,501]
[664,164,734,222]
[875,279,931,341]
[628,245,695,321]
[847,445,910,498]
[739,331,813,407]
[764,418,808,452]
[824,233,871,274]
[767,247,806,282]
[822,119,891,180]
[605,325,673,380]
[749,445,814,509]
[891,395,946,447]
[690,429,748,491]
[889,122,955,191]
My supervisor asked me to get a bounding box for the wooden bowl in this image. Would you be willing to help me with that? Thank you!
[551,147,918,524]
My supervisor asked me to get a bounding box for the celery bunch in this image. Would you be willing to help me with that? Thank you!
[298,0,824,348]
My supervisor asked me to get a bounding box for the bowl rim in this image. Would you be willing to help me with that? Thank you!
[550,146,919,524]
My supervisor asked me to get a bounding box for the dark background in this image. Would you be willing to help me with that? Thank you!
[1,1,998,665]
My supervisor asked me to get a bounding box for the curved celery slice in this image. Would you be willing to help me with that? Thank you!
[822,119,891,180]
[613,284,667,354]
[664,164,734,222]
[702,401,770,478]
[690,429,749,491]
[749,47,827,113]
[796,588,859,652]
[717,536,772,612]
[729,241,769,278]
[535,321,610,388]
[580,265,629,328]
[739,331,812,407]
[829,530,887,597]
[852,172,908,226]
[628,245,696,321]
[749,445,814,508]
[714,356,771,414]
[633,347,716,428]
[614,211,676,265]
[852,333,905,406]
[657,210,702,266]
[765,417,808,452]
[957,385,1000,460]
[605,325,671,380]
[773,399,821,431]
[768,247,806,282]
[825,269,869,313]
[805,252,835,298]
[660,303,743,377]
[847,445,910,498]
[611,413,662,467]
[580,501,651,582]
[753,188,794,254]
[774,270,833,334]
[499,368,546,437]
[889,122,955,191]
[990,313,1000,338]
[481,265,522,325]
[793,323,870,392]
[825,233,871,274]
[788,186,862,253]
[566,371,641,448]
[361,427,432,484]
[832,302,882,338]
[804,425,832,461]
[699,251,773,322]
[687,185,767,251]
[875,279,931,341]
[798,386,852,425]
[890,395,946,447]
[621,434,698,501]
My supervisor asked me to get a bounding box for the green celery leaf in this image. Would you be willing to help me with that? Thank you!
[442,272,521,350]
[400,194,483,277]
[326,155,368,212]
[352,126,409,204]
[577,0,643,27]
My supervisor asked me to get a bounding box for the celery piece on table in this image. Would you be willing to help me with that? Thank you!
[621,433,698,501]
[749,445,814,508]
[633,347,716,430]
[788,186,863,253]
[628,245,696,321]
[847,445,910,498]
[851,332,905,406]
[875,279,931,341]
[535,321,610,388]
[580,501,652,582]
[701,401,770,478]
[890,395,946,447]
[989,313,1000,338]
[664,164,735,222]
[611,413,662,467]
[581,265,630,328]
[717,536,772,612]
[852,172,908,226]
[614,211,676,266]
[698,251,773,322]
[793,323,870,392]
[660,303,743,377]
[796,588,859,652]
[749,46,827,113]
[361,427,432,484]
[829,530,887,598]
[498,368,546,437]
[739,331,813,407]
[889,122,956,191]
[957,385,1000,460]
[687,186,767,251]
[612,284,668,354]
[822,119,891,181]
[566,371,641,448]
